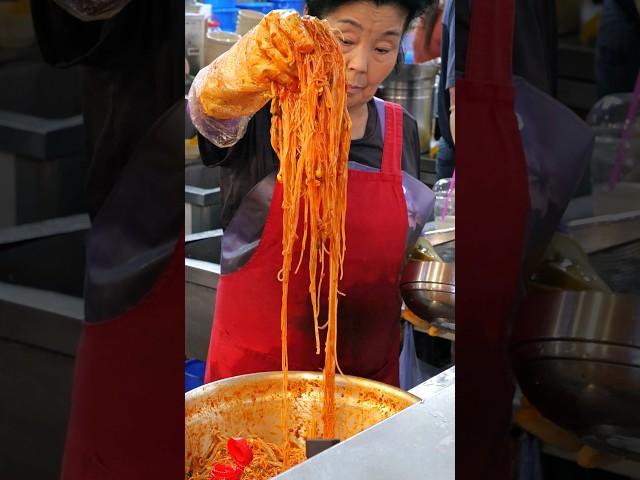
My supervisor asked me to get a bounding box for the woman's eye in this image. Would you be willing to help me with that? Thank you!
[375,48,391,54]
[340,38,354,46]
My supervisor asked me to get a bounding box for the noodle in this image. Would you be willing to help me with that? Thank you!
[186,432,306,480]
[194,11,350,478]
[268,13,350,449]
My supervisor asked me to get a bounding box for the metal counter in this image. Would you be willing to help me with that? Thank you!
[274,368,455,480]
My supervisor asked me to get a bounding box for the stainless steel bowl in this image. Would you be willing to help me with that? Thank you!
[185,372,419,475]
[400,260,455,329]
[511,291,640,460]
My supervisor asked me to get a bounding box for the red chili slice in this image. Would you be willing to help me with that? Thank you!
[209,463,242,480]
[227,437,254,468]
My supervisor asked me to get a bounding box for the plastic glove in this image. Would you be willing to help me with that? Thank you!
[188,10,316,147]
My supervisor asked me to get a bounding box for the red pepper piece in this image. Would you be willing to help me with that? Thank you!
[209,463,242,480]
[227,437,254,468]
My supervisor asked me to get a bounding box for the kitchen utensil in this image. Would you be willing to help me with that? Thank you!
[381,60,440,153]
[511,291,640,460]
[305,439,340,459]
[185,371,419,475]
[400,260,455,327]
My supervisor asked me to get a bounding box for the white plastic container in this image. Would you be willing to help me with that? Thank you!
[185,1,212,75]
[587,93,640,215]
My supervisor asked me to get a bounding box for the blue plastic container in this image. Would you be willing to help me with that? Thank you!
[213,7,239,32]
[271,0,304,14]
[236,1,275,14]
[185,359,206,392]
[204,0,236,9]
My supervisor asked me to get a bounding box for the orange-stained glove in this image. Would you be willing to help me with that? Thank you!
[193,10,316,120]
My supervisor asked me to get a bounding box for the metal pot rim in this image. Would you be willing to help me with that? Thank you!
[185,371,421,404]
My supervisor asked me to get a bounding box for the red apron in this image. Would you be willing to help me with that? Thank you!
[60,241,184,480]
[456,0,529,478]
[205,101,408,386]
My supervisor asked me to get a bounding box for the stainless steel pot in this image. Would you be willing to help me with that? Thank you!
[381,60,440,153]
[511,291,640,460]
[185,372,419,477]
[400,259,455,330]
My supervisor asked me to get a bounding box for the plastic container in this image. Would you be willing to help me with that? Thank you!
[587,93,640,215]
[433,177,455,230]
[205,30,240,64]
[213,7,239,32]
[271,0,304,14]
[236,8,264,35]
[235,1,274,14]
[185,359,206,392]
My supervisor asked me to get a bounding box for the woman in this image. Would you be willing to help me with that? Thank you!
[191,0,432,387]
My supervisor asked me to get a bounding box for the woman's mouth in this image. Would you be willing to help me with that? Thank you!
[346,84,363,94]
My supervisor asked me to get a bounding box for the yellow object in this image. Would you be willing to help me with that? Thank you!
[515,398,623,469]
[430,141,439,158]
[410,236,443,262]
[580,14,600,46]
[427,325,441,337]
[9,0,30,15]
[401,307,430,333]
[576,445,619,469]
[514,399,582,453]
[530,233,611,292]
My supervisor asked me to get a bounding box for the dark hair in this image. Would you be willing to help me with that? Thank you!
[306,0,428,32]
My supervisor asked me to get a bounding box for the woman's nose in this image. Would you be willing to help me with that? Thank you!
[345,45,369,74]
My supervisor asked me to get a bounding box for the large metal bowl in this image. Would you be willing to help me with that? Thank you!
[400,260,455,329]
[185,372,419,472]
[511,291,640,460]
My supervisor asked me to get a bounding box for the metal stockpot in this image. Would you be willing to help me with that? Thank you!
[511,291,640,460]
[185,372,419,476]
[381,59,440,153]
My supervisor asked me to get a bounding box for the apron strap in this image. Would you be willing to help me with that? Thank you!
[464,0,515,85]
[381,101,403,176]
[373,96,386,141]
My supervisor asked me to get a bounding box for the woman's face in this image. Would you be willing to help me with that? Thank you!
[325,2,408,110]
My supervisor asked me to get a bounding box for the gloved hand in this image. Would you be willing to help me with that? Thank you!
[189,10,316,147]
[198,10,316,119]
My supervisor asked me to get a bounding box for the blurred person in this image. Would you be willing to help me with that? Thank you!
[412,0,443,63]
[30,1,184,478]
[595,0,640,98]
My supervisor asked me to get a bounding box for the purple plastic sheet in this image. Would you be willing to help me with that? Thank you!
[514,76,594,275]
